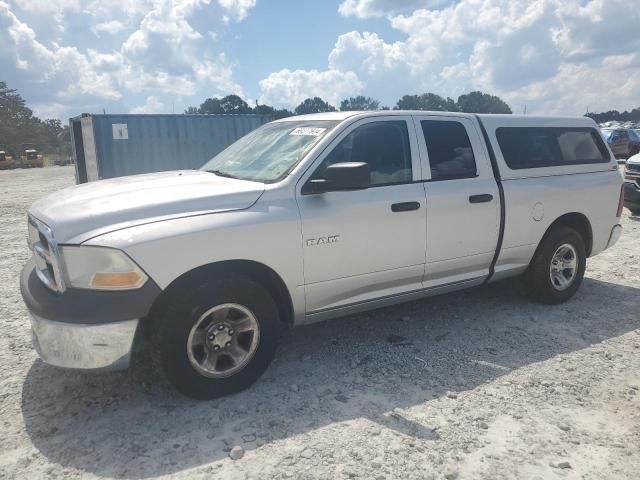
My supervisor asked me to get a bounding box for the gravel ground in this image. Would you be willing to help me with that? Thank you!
[1,166,639,480]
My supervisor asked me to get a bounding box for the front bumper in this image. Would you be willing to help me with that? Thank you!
[20,259,161,371]
[624,181,640,211]
[30,314,139,370]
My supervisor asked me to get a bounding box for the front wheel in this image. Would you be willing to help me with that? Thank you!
[152,276,279,400]
[524,226,587,304]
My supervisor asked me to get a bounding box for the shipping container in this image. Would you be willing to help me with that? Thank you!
[69,113,272,183]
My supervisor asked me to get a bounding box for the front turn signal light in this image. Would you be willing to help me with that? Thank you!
[91,271,145,289]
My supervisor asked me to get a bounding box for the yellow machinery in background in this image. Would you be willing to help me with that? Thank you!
[0,146,16,170]
[20,143,44,168]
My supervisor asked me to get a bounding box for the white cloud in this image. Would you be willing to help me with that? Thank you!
[506,54,640,114]
[338,0,443,18]
[93,20,126,36]
[0,0,250,118]
[318,0,640,114]
[11,0,80,14]
[0,2,120,101]
[259,68,363,109]
[218,0,256,21]
[131,95,165,113]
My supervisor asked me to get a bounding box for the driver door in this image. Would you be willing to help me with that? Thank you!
[296,116,427,316]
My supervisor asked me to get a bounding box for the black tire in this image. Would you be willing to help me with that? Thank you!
[152,276,279,400]
[524,226,587,304]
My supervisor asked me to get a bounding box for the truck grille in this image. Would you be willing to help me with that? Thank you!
[28,215,66,293]
[624,163,640,187]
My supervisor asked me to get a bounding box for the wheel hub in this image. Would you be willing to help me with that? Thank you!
[549,243,578,291]
[186,303,260,379]
[208,326,232,349]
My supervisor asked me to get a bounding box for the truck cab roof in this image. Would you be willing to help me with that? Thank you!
[274,110,597,128]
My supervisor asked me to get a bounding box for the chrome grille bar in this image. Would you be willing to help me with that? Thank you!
[28,215,66,293]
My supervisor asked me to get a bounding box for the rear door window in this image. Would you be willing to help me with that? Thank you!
[420,120,477,180]
[496,127,609,169]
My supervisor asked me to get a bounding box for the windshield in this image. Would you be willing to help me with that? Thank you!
[200,120,339,182]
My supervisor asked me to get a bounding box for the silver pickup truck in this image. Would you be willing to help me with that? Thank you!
[20,111,624,399]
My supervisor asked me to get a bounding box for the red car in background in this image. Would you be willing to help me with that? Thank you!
[601,128,640,160]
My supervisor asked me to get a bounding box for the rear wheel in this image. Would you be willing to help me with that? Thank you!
[152,276,279,400]
[524,226,586,304]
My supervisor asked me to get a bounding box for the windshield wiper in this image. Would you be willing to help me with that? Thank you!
[207,169,239,179]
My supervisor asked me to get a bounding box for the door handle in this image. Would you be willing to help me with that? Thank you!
[391,201,421,212]
[469,194,493,203]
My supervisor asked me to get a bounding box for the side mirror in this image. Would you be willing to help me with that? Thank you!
[304,162,370,194]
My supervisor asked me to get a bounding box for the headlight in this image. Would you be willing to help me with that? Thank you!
[60,246,148,291]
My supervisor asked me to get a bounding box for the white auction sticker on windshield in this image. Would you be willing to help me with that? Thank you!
[289,127,326,136]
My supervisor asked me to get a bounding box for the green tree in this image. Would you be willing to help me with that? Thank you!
[0,81,71,156]
[197,97,223,114]
[395,93,458,111]
[191,95,253,114]
[456,91,512,114]
[340,95,381,111]
[218,94,252,114]
[586,107,640,123]
[253,104,274,115]
[273,108,294,119]
[0,81,36,155]
[294,97,336,115]
[254,104,293,119]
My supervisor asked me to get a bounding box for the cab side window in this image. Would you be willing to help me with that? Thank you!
[420,120,477,180]
[319,121,412,186]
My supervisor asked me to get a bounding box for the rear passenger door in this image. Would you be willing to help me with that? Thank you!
[413,115,500,287]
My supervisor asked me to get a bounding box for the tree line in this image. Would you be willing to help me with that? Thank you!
[585,107,640,124]
[184,91,513,116]
[0,81,70,157]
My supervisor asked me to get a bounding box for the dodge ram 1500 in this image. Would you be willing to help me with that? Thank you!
[21,111,624,399]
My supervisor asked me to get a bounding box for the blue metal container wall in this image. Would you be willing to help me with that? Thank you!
[90,114,271,179]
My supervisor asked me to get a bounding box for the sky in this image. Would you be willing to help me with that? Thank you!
[1,0,639,120]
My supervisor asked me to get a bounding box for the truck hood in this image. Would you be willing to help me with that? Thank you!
[29,170,265,243]
[627,153,640,165]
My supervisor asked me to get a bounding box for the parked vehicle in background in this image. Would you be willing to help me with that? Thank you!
[21,111,623,400]
[0,147,16,169]
[600,128,640,160]
[20,143,44,168]
[53,157,74,166]
[624,152,640,214]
